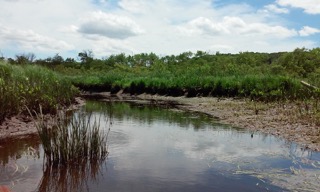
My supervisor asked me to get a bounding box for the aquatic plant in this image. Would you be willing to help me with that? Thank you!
[31,108,109,165]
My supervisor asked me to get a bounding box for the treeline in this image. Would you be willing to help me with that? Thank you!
[3,48,320,100]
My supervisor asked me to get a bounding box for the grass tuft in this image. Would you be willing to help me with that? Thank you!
[31,107,109,166]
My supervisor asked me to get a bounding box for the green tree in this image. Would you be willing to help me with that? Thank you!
[78,50,94,65]
[15,53,36,65]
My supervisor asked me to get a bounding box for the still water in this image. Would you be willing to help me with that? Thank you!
[0,100,320,192]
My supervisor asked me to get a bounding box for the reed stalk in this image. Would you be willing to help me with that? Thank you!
[31,107,109,165]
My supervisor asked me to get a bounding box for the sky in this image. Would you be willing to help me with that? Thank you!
[0,0,319,59]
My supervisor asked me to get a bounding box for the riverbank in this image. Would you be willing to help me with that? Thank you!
[0,97,85,140]
[136,94,320,151]
[1,93,319,151]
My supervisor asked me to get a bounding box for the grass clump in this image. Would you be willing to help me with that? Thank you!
[32,108,109,166]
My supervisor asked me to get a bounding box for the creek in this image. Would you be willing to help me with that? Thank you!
[0,100,320,192]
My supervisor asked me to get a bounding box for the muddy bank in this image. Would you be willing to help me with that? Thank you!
[83,92,320,151]
[0,97,85,141]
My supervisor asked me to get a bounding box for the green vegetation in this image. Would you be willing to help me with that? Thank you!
[3,47,320,104]
[0,61,78,123]
[43,48,319,102]
[32,109,109,165]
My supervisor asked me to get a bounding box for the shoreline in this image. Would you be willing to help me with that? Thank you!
[0,97,85,141]
[1,93,319,151]
[135,94,320,151]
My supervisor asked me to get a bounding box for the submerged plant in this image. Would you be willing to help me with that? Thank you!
[31,107,110,166]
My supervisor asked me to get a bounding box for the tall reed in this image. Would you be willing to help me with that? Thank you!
[31,107,109,165]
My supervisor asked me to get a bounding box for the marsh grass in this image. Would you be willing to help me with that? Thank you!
[69,70,304,101]
[0,61,78,123]
[31,107,109,166]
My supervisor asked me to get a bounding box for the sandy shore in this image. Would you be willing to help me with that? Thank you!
[1,93,319,151]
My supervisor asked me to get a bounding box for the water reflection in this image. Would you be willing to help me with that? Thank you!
[84,100,235,131]
[0,135,41,191]
[84,100,319,192]
[0,135,40,165]
[37,160,105,192]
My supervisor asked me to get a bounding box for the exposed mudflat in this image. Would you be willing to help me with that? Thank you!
[1,93,319,151]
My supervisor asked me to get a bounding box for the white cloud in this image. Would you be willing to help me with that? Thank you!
[0,0,318,58]
[277,0,320,14]
[118,0,148,13]
[89,38,133,56]
[178,16,297,38]
[299,26,320,36]
[263,4,289,14]
[178,17,230,36]
[77,11,144,39]
[0,25,73,51]
[209,44,234,52]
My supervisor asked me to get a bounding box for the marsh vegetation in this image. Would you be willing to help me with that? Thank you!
[54,48,320,101]
[0,61,78,124]
[31,108,109,166]
[2,48,320,113]
[1,48,319,140]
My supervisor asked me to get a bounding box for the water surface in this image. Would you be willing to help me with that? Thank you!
[0,100,319,192]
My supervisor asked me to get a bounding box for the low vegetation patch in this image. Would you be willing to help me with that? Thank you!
[0,61,78,123]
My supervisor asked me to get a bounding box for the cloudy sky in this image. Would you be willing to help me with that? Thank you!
[0,0,319,58]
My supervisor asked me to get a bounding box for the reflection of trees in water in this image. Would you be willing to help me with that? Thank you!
[84,100,225,131]
[37,159,106,192]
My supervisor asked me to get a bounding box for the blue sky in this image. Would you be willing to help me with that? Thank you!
[0,0,319,59]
